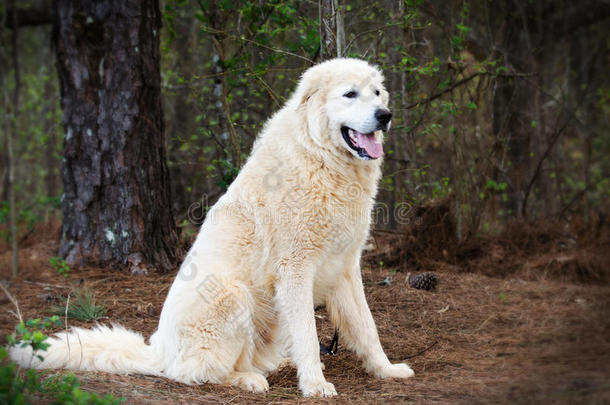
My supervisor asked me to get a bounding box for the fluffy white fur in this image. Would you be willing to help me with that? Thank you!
[10,58,414,397]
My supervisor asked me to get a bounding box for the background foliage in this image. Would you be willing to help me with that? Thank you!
[1,0,608,242]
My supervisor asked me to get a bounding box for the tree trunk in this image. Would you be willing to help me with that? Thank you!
[54,0,180,272]
[334,0,345,57]
[319,0,337,60]
[492,2,533,218]
[8,0,20,278]
[569,26,596,224]
[44,76,58,199]
[207,5,241,170]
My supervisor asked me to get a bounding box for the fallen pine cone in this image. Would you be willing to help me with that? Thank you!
[408,272,438,291]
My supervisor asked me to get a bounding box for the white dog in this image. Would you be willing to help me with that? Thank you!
[11,58,414,397]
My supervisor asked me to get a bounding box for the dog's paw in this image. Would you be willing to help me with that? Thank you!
[376,363,415,379]
[300,379,337,397]
[229,372,269,393]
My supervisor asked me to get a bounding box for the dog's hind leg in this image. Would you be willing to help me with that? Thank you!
[217,286,271,393]
[163,277,264,386]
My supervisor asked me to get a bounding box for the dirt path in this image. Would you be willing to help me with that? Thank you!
[1,242,609,404]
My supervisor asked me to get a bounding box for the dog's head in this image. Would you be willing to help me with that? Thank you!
[295,58,391,161]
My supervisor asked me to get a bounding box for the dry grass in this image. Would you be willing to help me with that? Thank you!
[1,232,609,404]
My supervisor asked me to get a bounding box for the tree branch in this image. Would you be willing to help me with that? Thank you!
[401,71,537,111]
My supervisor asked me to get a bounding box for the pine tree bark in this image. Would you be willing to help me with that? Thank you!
[54,0,180,272]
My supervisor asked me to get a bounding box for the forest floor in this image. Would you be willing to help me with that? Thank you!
[1,220,609,404]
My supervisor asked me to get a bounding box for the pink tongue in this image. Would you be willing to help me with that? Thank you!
[354,131,383,158]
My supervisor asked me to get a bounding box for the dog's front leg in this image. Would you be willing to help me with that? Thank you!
[275,266,337,397]
[327,261,415,380]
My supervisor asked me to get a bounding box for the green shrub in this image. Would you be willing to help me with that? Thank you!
[49,257,70,278]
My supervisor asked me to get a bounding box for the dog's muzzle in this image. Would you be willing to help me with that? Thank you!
[375,108,392,131]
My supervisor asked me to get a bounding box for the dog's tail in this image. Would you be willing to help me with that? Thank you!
[9,324,162,376]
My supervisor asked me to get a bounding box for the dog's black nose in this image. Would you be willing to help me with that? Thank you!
[375,109,392,126]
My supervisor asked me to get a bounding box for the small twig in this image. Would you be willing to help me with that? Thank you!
[244,62,283,107]
[476,315,495,331]
[344,22,403,54]
[0,281,22,323]
[235,35,314,64]
[62,290,81,368]
[403,340,438,359]
[23,280,69,289]
[64,290,70,350]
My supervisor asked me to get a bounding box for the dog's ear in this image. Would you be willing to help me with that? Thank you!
[294,73,328,146]
[297,78,320,108]
[299,88,317,107]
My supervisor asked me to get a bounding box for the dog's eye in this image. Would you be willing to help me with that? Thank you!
[375,89,380,96]
[343,90,358,99]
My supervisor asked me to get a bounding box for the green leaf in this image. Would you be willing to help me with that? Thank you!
[456,23,472,33]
